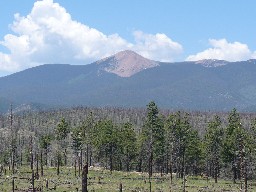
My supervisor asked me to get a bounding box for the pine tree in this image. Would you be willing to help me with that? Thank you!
[39,134,52,175]
[119,122,137,171]
[204,115,223,183]
[222,109,243,184]
[141,101,165,176]
[55,118,70,174]
[71,126,83,176]
[92,120,119,172]
[164,114,176,182]
[167,111,203,182]
[80,112,95,165]
[55,118,69,141]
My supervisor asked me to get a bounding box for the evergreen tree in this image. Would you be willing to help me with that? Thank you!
[55,118,69,141]
[204,115,223,183]
[164,114,177,182]
[222,109,244,184]
[119,122,137,171]
[92,120,119,172]
[71,127,83,154]
[80,112,95,164]
[71,126,83,176]
[185,129,203,176]
[141,101,165,176]
[39,134,52,166]
[55,118,70,174]
[169,111,202,179]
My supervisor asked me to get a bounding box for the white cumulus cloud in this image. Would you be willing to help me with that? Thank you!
[0,0,182,73]
[133,31,183,62]
[186,39,254,62]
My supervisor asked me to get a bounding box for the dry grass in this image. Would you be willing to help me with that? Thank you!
[0,166,255,191]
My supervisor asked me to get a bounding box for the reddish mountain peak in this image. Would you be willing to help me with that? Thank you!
[97,50,159,77]
[113,50,144,60]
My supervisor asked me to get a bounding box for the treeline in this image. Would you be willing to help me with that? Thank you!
[1,102,256,190]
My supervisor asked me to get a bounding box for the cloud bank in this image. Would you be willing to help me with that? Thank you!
[187,39,256,62]
[0,0,182,73]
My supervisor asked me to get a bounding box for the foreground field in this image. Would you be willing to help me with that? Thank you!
[0,166,255,192]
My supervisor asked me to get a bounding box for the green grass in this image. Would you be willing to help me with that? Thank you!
[0,166,255,191]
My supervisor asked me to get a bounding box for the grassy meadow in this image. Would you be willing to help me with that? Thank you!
[0,165,255,191]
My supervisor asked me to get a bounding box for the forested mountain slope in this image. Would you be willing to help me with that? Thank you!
[1,50,256,112]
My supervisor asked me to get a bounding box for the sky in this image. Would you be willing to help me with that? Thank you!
[0,0,256,77]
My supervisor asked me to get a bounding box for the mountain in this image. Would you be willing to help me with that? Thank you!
[1,50,256,112]
[195,59,229,67]
[96,50,159,77]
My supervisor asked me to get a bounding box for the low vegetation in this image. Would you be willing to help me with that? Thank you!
[1,165,255,191]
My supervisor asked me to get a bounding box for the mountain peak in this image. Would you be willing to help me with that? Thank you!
[114,50,140,58]
[96,50,159,77]
[195,59,229,67]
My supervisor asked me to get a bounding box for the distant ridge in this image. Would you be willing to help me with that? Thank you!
[1,50,256,112]
[195,59,229,67]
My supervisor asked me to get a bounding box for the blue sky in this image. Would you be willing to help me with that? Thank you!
[0,0,256,76]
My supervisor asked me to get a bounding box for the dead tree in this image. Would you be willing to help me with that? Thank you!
[82,163,88,192]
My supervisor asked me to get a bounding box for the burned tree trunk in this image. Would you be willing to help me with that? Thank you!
[35,153,39,180]
[40,151,43,176]
[82,163,88,192]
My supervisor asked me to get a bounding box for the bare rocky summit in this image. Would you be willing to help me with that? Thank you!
[195,59,229,67]
[97,50,159,77]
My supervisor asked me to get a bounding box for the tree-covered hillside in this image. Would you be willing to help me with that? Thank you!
[1,58,256,112]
